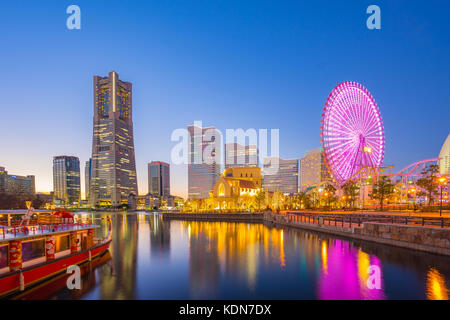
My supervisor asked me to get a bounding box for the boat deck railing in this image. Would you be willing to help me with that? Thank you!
[0,221,98,241]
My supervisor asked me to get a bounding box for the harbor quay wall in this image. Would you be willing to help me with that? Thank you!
[162,212,264,222]
[263,212,450,256]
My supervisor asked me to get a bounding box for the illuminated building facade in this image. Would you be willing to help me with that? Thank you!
[263,157,299,194]
[439,134,450,175]
[300,148,331,191]
[202,167,262,210]
[90,71,138,207]
[85,158,91,201]
[0,166,35,196]
[53,156,81,205]
[148,161,170,198]
[225,143,258,169]
[187,124,221,199]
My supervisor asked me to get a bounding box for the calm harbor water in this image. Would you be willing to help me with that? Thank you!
[18,212,450,300]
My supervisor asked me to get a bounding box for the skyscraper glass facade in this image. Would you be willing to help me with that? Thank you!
[0,166,35,196]
[90,71,138,206]
[225,143,258,169]
[53,156,80,205]
[299,147,331,191]
[188,124,221,199]
[262,157,299,194]
[148,161,170,197]
[85,158,92,201]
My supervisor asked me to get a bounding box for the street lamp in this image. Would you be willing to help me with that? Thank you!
[437,176,447,217]
[408,187,416,213]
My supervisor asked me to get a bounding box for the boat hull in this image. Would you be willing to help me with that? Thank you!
[0,241,111,298]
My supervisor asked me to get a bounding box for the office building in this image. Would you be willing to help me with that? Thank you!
[299,148,331,191]
[263,157,299,194]
[53,156,81,205]
[187,124,221,199]
[90,71,138,206]
[224,142,258,169]
[148,161,170,198]
[0,166,35,196]
[85,158,92,201]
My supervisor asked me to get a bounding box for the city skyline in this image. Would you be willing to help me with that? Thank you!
[1,1,449,199]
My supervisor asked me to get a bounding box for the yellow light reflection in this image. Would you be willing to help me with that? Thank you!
[357,249,370,290]
[426,268,449,300]
[321,241,328,275]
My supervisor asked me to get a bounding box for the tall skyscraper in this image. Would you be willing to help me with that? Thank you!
[85,158,92,201]
[299,147,331,191]
[53,156,81,205]
[439,134,450,175]
[263,157,299,194]
[188,123,221,199]
[148,161,170,197]
[90,71,138,207]
[225,142,258,169]
[0,166,35,196]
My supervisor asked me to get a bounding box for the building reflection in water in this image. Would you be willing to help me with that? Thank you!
[318,239,385,300]
[40,213,450,300]
[98,214,138,299]
[149,214,171,258]
[184,222,393,300]
[426,268,449,300]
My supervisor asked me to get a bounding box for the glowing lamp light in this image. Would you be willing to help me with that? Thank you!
[438,177,447,184]
[363,146,373,154]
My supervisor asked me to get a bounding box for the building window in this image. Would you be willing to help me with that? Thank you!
[22,239,45,262]
[219,183,225,197]
[56,235,70,252]
[0,245,7,269]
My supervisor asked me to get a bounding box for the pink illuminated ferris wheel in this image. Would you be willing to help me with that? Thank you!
[321,81,385,186]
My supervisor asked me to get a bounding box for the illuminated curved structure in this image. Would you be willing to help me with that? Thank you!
[321,82,385,186]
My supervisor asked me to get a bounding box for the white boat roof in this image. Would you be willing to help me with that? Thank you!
[0,224,98,242]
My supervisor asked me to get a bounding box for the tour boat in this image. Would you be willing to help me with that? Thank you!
[0,210,112,298]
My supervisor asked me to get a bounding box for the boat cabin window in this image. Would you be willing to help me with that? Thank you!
[56,235,70,252]
[22,239,45,262]
[0,245,7,269]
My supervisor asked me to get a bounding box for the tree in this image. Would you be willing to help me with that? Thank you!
[254,190,266,211]
[370,177,395,211]
[297,191,311,209]
[342,181,358,209]
[0,193,42,210]
[323,184,337,209]
[416,164,439,205]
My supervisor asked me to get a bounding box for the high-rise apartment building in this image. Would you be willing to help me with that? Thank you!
[85,158,92,201]
[187,124,221,199]
[53,156,81,205]
[299,148,331,191]
[148,161,170,197]
[225,142,258,169]
[262,157,299,194]
[439,134,450,175]
[90,71,138,207]
[0,166,35,196]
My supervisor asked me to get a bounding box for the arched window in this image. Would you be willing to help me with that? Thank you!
[219,183,225,197]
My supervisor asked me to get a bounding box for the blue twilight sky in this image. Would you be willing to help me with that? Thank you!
[0,0,449,198]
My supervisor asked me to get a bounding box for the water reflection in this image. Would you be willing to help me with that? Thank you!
[426,268,449,300]
[14,213,450,300]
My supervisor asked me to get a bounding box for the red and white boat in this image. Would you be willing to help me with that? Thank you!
[0,210,112,298]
